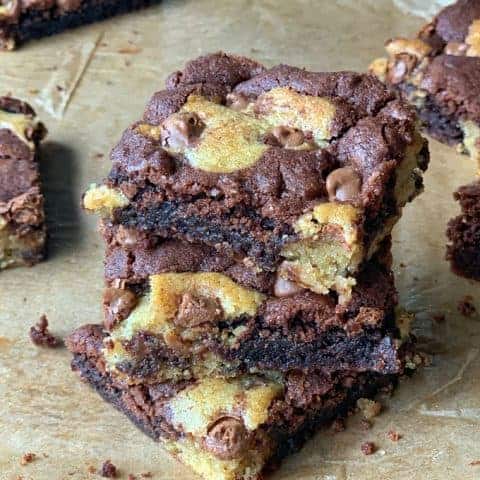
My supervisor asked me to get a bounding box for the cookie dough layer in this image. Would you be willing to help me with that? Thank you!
[0,0,160,50]
[446,180,480,280]
[370,0,480,166]
[91,257,406,383]
[67,323,400,480]
[0,96,46,269]
[84,52,429,299]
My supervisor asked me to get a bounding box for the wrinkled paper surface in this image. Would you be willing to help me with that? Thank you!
[2,1,480,479]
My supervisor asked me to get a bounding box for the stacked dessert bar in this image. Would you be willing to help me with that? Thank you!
[0,96,47,270]
[67,53,428,480]
[0,0,160,50]
[370,0,480,281]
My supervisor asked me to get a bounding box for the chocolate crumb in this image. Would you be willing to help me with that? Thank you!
[357,398,382,420]
[29,315,60,348]
[361,441,376,455]
[458,296,476,317]
[387,430,401,442]
[20,452,36,465]
[100,460,117,478]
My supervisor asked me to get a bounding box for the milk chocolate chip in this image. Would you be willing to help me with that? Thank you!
[174,293,223,328]
[273,275,305,297]
[103,287,138,330]
[326,166,362,202]
[204,417,248,460]
[160,112,205,149]
[271,125,305,148]
[387,54,417,84]
[226,92,250,111]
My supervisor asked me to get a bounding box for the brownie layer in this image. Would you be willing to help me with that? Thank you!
[370,0,480,164]
[68,323,398,480]
[446,180,480,280]
[0,96,47,269]
[79,253,409,383]
[85,52,428,298]
[0,0,160,50]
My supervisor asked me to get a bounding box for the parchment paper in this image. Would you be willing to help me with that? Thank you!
[1,1,479,479]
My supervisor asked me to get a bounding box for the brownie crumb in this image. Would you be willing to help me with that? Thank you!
[361,441,376,455]
[29,315,60,347]
[357,398,382,420]
[470,460,480,466]
[387,430,401,442]
[458,296,476,317]
[100,460,117,478]
[20,452,36,465]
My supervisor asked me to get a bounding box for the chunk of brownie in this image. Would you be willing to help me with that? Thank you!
[84,52,429,300]
[0,96,47,269]
[370,0,480,164]
[0,0,160,50]
[446,180,480,280]
[67,322,404,480]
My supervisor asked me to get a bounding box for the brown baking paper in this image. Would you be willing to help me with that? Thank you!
[1,1,479,479]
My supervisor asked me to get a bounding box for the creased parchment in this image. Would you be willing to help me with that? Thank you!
[0,1,479,479]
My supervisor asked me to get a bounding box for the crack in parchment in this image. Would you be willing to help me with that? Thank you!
[35,32,103,119]
[408,348,480,417]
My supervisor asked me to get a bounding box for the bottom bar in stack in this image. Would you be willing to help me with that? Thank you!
[67,319,414,480]
[447,180,480,281]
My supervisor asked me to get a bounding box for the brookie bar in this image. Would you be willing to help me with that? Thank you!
[67,322,408,480]
[0,96,46,270]
[370,0,480,165]
[84,52,429,300]
[0,0,160,50]
[93,252,407,383]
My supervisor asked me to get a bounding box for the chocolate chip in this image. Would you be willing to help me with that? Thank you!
[174,293,223,328]
[160,112,205,149]
[271,125,305,148]
[226,92,250,111]
[326,166,362,202]
[204,417,248,460]
[273,276,304,297]
[103,287,138,330]
[387,53,417,84]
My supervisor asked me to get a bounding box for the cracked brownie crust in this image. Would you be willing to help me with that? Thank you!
[0,0,160,50]
[67,323,398,480]
[0,96,47,269]
[85,52,428,299]
[371,0,480,164]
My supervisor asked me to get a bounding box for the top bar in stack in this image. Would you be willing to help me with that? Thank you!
[370,0,480,165]
[81,53,428,382]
